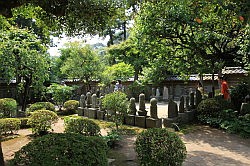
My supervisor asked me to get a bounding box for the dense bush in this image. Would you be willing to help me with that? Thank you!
[230,82,249,110]
[102,91,128,130]
[64,100,79,110]
[0,118,21,134]
[0,98,17,118]
[27,110,58,135]
[9,133,108,166]
[197,98,231,127]
[135,128,187,166]
[64,116,100,136]
[26,102,55,115]
[102,129,121,148]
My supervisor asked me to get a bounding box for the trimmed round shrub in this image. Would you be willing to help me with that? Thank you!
[26,102,55,115]
[27,110,58,135]
[63,100,79,111]
[0,98,17,118]
[135,128,187,166]
[0,118,21,134]
[64,116,100,136]
[9,133,108,166]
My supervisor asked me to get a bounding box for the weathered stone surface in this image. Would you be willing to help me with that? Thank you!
[146,118,162,128]
[88,108,97,119]
[128,98,137,115]
[168,99,178,118]
[190,92,195,108]
[195,89,202,107]
[79,94,86,108]
[162,86,169,100]
[86,92,92,108]
[92,94,97,108]
[240,103,250,115]
[179,96,185,113]
[150,98,158,119]
[178,112,189,123]
[84,108,89,117]
[135,116,146,128]
[139,93,146,112]
[97,110,105,120]
[185,96,190,110]
[163,117,178,128]
[77,107,84,116]
[99,96,104,111]
[125,115,135,126]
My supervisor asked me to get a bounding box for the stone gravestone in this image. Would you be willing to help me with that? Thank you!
[146,98,162,128]
[190,92,195,109]
[152,88,156,97]
[178,96,188,123]
[84,92,92,117]
[88,94,98,119]
[135,93,147,128]
[163,99,178,127]
[162,86,169,101]
[125,98,137,126]
[77,94,85,116]
[138,93,147,116]
[185,96,190,110]
[97,96,105,120]
[156,88,160,97]
[195,89,202,107]
[240,95,250,115]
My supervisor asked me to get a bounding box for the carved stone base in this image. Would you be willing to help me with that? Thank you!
[77,107,84,116]
[186,110,195,122]
[125,115,135,126]
[135,116,146,128]
[163,117,178,128]
[146,118,162,128]
[178,112,189,123]
[97,110,105,120]
[88,108,97,119]
[84,108,89,117]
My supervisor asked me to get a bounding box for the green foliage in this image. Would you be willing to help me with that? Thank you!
[135,128,187,166]
[127,80,146,99]
[230,82,250,110]
[0,118,21,134]
[27,110,58,135]
[64,116,101,136]
[102,92,128,130]
[63,100,79,111]
[102,129,121,148]
[9,133,108,166]
[46,83,76,107]
[26,102,55,114]
[101,62,134,86]
[0,98,17,118]
[197,98,232,127]
[60,43,102,84]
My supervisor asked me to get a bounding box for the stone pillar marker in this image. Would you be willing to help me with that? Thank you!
[138,93,147,116]
[125,97,137,126]
[146,98,162,128]
[79,94,86,108]
[128,98,137,115]
[135,93,147,128]
[195,89,202,107]
[152,88,156,97]
[163,98,178,127]
[91,94,97,108]
[86,92,92,108]
[162,86,169,101]
[190,92,195,109]
[97,96,105,120]
[150,98,158,119]
[185,96,190,110]
[179,96,185,113]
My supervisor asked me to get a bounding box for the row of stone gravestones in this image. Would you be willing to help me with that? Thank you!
[77,90,203,128]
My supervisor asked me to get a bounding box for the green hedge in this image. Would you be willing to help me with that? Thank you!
[9,133,108,166]
[0,98,17,118]
[27,110,58,135]
[135,128,187,166]
[63,100,79,111]
[26,102,55,115]
[0,118,21,134]
[64,116,100,136]
[19,118,30,129]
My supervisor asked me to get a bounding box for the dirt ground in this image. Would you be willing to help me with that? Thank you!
[2,118,250,166]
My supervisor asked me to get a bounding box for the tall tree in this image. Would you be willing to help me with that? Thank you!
[132,0,250,91]
[60,42,102,91]
[0,28,50,111]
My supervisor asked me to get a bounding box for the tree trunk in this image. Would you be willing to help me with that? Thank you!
[21,77,31,112]
[108,29,114,46]
[134,69,139,81]
[123,21,126,41]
